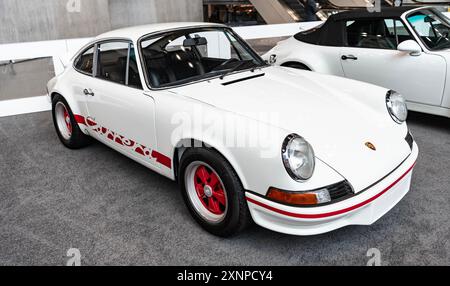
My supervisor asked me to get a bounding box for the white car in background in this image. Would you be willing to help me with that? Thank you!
[47,23,418,237]
[265,6,450,118]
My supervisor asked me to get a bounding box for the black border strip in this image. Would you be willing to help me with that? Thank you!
[0,266,445,282]
[221,73,265,86]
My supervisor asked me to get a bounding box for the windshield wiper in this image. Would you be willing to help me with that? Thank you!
[219,60,254,80]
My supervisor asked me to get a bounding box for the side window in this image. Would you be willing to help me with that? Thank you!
[128,44,142,89]
[74,46,94,75]
[346,19,397,50]
[97,42,129,84]
[384,19,397,37]
[380,19,414,46]
[96,41,142,89]
[394,20,414,45]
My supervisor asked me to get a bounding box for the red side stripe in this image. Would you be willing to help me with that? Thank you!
[247,162,416,219]
[152,151,172,169]
[73,114,172,170]
[74,115,86,125]
[86,118,97,127]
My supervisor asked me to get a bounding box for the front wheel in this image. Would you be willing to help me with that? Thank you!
[179,148,252,237]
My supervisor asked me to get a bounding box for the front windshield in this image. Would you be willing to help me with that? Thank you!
[140,27,266,88]
[406,9,450,51]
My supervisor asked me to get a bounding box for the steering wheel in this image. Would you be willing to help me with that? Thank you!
[435,32,449,47]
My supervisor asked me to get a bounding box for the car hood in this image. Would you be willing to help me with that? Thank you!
[171,66,412,192]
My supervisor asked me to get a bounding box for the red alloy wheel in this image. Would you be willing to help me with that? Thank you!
[193,165,227,215]
[55,102,73,140]
[63,107,72,135]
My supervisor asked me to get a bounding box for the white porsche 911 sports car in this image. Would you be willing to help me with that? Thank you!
[47,22,418,237]
[265,6,450,118]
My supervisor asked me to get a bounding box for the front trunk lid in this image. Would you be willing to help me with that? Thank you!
[172,67,412,192]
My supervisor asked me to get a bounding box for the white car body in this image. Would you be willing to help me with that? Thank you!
[265,6,450,118]
[47,22,418,236]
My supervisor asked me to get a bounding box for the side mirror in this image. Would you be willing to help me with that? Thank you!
[397,40,422,56]
[268,54,277,64]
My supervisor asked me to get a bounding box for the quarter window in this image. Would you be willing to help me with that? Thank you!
[74,46,94,75]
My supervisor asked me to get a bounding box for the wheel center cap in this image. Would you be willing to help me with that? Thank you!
[204,185,213,198]
[66,117,70,124]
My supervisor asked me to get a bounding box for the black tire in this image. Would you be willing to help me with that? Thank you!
[179,148,252,237]
[52,94,91,149]
[282,62,311,71]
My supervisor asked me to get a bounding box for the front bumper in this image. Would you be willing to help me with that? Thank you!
[246,142,419,236]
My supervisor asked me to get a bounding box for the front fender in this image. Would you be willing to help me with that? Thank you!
[156,92,345,195]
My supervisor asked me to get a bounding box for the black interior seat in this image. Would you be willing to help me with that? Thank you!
[127,55,142,88]
[168,50,205,80]
[353,20,396,49]
[98,50,128,84]
[143,48,206,87]
[143,50,176,87]
[107,56,127,84]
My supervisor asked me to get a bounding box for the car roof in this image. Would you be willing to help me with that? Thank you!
[328,6,421,21]
[293,6,430,47]
[96,22,227,41]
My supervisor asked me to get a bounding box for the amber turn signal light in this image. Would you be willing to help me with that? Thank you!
[267,187,331,206]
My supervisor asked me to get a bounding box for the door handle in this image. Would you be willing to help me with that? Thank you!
[83,88,95,96]
[341,55,358,61]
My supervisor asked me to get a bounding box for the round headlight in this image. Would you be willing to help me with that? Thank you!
[282,134,315,181]
[386,90,408,124]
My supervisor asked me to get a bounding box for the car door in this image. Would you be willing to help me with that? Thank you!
[339,18,446,106]
[84,40,159,168]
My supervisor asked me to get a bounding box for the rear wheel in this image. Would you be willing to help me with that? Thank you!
[179,148,251,237]
[52,94,91,149]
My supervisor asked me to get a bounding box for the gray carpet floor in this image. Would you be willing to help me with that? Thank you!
[0,111,449,266]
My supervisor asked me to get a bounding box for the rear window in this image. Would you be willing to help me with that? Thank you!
[294,21,345,47]
[294,25,323,45]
